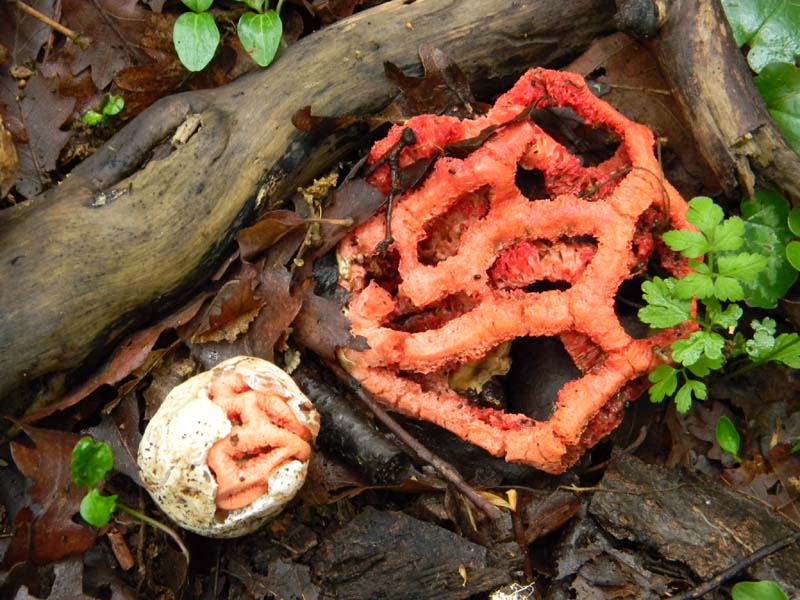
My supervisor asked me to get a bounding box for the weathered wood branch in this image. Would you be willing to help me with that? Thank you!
[0,0,616,417]
[619,0,800,200]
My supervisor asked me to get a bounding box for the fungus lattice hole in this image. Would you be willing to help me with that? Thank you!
[417,185,491,265]
[388,292,480,333]
[532,107,621,168]
[514,166,547,201]
[615,277,649,340]
[363,247,402,295]
[504,336,581,422]
[489,236,598,290]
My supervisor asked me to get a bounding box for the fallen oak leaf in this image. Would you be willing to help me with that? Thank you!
[236,210,306,261]
[5,426,97,567]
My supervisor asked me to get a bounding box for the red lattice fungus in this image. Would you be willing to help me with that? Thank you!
[207,370,313,509]
[338,68,695,473]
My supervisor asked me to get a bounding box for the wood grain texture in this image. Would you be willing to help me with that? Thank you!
[0,0,616,415]
[648,0,800,200]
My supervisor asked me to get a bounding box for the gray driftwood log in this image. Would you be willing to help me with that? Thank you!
[0,0,617,417]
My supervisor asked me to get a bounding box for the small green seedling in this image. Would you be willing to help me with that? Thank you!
[174,0,284,72]
[640,196,800,412]
[70,437,190,561]
[731,580,789,600]
[82,94,125,127]
[715,416,742,463]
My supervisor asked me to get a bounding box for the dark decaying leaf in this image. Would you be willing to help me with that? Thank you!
[22,294,207,424]
[0,73,75,198]
[84,393,143,486]
[61,0,152,89]
[382,44,481,121]
[291,290,367,361]
[187,265,304,368]
[310,0,364,24]
[0,2,57,68]
[227,557,321,600]
[5,427,96,567]
[236,210,307,261]
[306,178,386,262]
[14,556,101,600]
[0,115,18,196]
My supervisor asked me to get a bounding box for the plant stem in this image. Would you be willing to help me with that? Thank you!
[276,0,285,14]
[13,1,91,49]
[116,503,190,564]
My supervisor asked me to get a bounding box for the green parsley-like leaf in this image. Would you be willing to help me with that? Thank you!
[731,580,789,600]
[705,299,743,330]
[764,333,800,367]
[638,277,693,328]
[715,416,742,461]
[755,61,800,155]
[675,379,707,413]
[71,437,114,488]
[174,11,220,72]
[674,272,714,300]
[709,216,745,252]
[662,230,709,258]
[648,364,678,404]
[79,488,118,528]
[736,190,798,308]
[717,253,770,282]
[686,354,725,377]
[237,10,282,67]
[82,110,104,126]
[714,275,745,302]
[721,0,800,73]
[685,196,724,233]
[672,331,726,366]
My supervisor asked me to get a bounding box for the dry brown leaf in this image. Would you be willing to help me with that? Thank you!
[5,427,97,567]
[0,114,19,196]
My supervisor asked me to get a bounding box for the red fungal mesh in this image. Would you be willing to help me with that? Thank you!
[338,68,695,473]
[206,371,312,509]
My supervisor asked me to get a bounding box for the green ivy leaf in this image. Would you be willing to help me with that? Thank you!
[721,0,800,72]
[181,0,213,12]
[731,580,789,600]
[736,190,798,308]
[755,61,800,155]
[79,488,117,528]
[672,331,726,366]
[648,364,678,404]
[787,240,800,270]
[788,206,800,236]
[71,437,114,488]
[715,416,742,461]
[238,10,282,68]
[236,0,264,11]
[675,379,707,413]
[638,277,693,328]
[662,230,709,258]
[102,95,125,116]
[174,11,220,72]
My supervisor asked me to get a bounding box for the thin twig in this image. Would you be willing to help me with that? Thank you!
[116,503,190,565]
[326,360,503,520]
[672,531,800,600]
[13,1,91,49]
